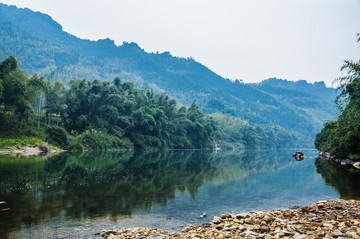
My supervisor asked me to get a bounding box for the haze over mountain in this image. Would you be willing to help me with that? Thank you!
[0,3,337,147]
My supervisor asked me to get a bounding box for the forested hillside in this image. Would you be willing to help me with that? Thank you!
[0,3,337,147]
[0,56,216,150]
[256,78,337,131]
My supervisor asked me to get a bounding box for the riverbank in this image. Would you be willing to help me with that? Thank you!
[0,127,60,156]
[0,145,59,156]
[319,151,360,170]
[101,199,360,239]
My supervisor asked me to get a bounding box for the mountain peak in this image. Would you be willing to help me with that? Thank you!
[97,38,115,45]
[0,3,63,33]
[260,78,331,89]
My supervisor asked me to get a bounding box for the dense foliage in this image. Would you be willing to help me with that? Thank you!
[315,35,360,159]
[0,56,216,149]
[1,56,317,150]
[256,78,337,130]
[0,3,337,147]
[60,78,216,149]
[212,113,304,149]
[0,56,34,128]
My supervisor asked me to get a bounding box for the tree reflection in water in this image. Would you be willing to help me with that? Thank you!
[315,158,360,200]
[0,149,328,238]
[0,150,217,237]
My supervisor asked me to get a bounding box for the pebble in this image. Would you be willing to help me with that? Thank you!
[212,217,223,224]
[100,199,360,239]
[219,214,228,219]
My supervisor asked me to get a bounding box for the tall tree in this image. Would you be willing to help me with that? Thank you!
[28,74,47,130]
[0,56,32,128]
[44,81,65,125]
[315,34,360,158]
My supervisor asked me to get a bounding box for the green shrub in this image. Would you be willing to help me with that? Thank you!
[45,126,71,150]
[24,128,39,137]
[38,142,50,152]
[76,130,133,151]
[71,141,84,152]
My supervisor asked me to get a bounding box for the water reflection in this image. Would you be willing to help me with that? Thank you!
[1,150,218,238]
[315,158,360,199]
[0,149,350,238]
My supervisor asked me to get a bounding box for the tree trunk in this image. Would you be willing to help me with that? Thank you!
[57,113,60,126]
[38,97,42,131]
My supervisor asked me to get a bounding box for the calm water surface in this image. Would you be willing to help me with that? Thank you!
[0,149,359,238]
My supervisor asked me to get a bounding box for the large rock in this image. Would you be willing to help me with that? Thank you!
[292,151,306,161]
[320,151,331,158]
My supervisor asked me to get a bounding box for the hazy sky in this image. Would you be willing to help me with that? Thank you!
[1,0,360,86]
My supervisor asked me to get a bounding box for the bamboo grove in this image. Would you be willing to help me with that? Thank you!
[0,56,217,150]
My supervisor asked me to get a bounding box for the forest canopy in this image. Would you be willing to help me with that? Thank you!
[0,56,216,150]
[0,56,316,151]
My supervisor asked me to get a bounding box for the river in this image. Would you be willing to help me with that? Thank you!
[0,149,359,238]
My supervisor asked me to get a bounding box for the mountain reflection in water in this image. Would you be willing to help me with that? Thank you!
[0,149,351,238]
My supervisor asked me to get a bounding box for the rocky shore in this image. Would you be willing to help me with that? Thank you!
[101,200,360,239]
[319,152,360,169]
[0,145,58,156]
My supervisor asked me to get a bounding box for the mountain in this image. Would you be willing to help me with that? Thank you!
[0,3,337,147]
[255,78,337,131]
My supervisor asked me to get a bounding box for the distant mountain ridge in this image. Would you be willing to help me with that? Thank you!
[256,78,337,130]
[0,3,337,146]
[258,78,335,101]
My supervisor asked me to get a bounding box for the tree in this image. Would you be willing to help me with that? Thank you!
[44,81,65,125]
[59,78,215,149]
[0,56,33,128]
[186,100,215,148]
[315,34,360,158]
[28,74,47,130]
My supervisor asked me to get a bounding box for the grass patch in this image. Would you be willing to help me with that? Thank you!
[0,124,48,149]
[0,137,45,149]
